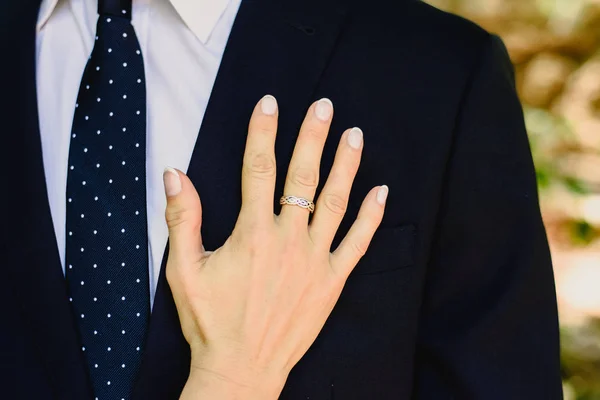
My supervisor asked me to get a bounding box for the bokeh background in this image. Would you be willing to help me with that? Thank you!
[424,0,600,398]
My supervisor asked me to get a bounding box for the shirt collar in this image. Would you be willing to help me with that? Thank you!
[37,0,59,32]
[170,0,231,43]
[37,0,231,44]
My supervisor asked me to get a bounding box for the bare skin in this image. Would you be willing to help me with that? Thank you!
[162,95,388,399]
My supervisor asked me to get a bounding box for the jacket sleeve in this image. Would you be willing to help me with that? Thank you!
[412,34,563,399]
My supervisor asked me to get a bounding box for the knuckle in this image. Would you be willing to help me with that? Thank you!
[236,219,273,249]
[281,237,303,260]
[166,206,201,232]
[303,127,325,140]
[321,192,347,215]
[247,153,276,179]
[165,207,185,229]
[350,240,368,258]
[248,227,271,249]
[251,125,276,137]
[290,167,319,189]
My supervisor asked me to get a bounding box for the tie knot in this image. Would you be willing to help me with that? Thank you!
[99,0,133,19]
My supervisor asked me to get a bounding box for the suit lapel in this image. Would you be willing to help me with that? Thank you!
[133,0,347,397]
[2,1,94,399]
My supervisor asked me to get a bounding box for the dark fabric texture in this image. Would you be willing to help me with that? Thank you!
[0,0,562,399]
[64,5,150,399]
[99,0,132,17]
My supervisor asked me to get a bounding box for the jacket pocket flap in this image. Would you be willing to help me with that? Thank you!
[351,223,416,275]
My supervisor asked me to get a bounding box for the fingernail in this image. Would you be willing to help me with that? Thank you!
[347,127,363,149]
[315,98,333,121]
[377,185,389,205]
[261,95,278,115]
[164,167,182,197]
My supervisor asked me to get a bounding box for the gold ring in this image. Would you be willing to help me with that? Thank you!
[279,195,315,213]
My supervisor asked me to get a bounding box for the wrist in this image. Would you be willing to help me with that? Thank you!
[181,350,288,400]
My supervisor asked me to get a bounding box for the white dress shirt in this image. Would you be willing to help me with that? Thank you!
[36,0,242,306]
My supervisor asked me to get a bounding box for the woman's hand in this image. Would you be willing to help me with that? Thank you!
[163,96,388,399]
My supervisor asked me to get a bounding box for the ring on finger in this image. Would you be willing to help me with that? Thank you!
[280,195,315,213]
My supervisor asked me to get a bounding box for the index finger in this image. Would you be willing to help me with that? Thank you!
[240,95,279,222]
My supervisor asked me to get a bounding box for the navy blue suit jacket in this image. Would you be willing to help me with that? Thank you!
[1,0,562,398]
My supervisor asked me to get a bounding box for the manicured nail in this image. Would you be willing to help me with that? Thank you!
[347,127,363,149]
[315,98,333,121]
[377,185,389,205]
[164,167,182,197]
[261,95,278,115]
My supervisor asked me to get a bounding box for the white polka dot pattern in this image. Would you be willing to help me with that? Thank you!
[64,4,149,400]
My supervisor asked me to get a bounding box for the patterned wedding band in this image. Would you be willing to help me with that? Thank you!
[279,195,315,213]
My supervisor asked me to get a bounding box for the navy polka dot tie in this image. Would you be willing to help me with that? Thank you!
[65,1,149,398]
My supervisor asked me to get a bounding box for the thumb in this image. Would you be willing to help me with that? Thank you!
[163,167,204,264]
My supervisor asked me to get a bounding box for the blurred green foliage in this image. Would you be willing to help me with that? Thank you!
[562,319,600,399]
